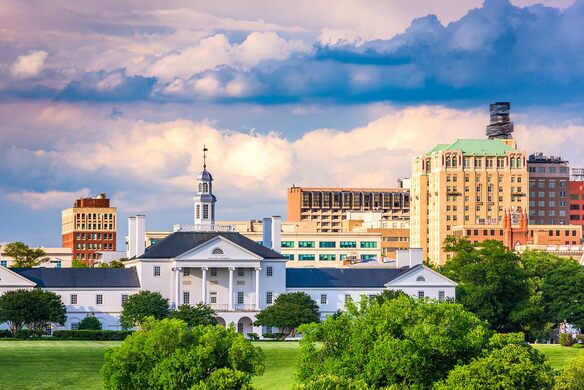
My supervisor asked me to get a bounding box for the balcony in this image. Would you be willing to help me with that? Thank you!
[210,304,258,312]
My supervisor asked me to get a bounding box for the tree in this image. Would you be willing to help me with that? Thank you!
[0,289,66,335]
[3,242,48,268]
[77,314,102,330]
[169,304,217,328]
[554,353,584,390]
[98,260,125,268]
[72,259,89,268]
[296,295,493,388]
[254,292,319,339]
[441,238,531,332]
[119,291,169,329]
[101,318,264,390]
[435,343,555,390]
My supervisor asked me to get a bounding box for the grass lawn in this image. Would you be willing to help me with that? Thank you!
[252,341,300,389]
[532,344,584,370]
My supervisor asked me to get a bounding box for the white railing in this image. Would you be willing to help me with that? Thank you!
[209,304,258,312]
[173,224,236,233]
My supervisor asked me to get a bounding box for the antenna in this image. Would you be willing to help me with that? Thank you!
[203,145,208,170]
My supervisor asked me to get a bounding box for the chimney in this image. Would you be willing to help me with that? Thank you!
[271,216,282,252]
[262,217,273,249]
[135,215,146,258]
[127,217,136,259]
[409,248,423,267]
[396,250,410,268]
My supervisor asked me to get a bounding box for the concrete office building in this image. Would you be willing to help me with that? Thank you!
[62,193,117,265]
[527,153,569,225]
[411,103,529,264]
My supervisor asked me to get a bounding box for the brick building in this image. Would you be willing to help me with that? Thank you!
[62,193,117,265]
[568,168,584,234]
[527,152,569,225]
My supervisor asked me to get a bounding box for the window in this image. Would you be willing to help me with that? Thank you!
[438,291,445,302]
[319,241,336,248]
[418,291,425,299]
[416,276,426,282]
[266,266,273,277]
[121,294,129,305]
[196,205,200,219]
[281,241,294,248]
[344,294,351,304]
[183,292,190,305]
[360,254,376,260]
[340,241,356,248]
[298,254,315,261]
[237,268,244,277]
[70,294,78,305]
[298,241,315,248]
[210,292,217,304]
[283,254,294,260]
[237,322,244,333]
[203,205,209,219]
[266,292,273,305]
[96,294,103,305]
[153,265,161,277]
[237,291,244,305]
[210,268,217,277]
[319,254,336,261]
[212,248,224,255]
[320,294,328,305]
[360,241,377,248]
[183,268,190,277]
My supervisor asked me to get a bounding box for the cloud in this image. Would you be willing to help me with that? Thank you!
[10,50,48,78]
[3,188,91,210]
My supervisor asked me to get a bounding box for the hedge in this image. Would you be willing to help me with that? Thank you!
[52,330,133,340]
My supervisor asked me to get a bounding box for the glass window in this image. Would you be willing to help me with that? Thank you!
[438,291,445,302]
[70,294,78,305]
[360,241,377,248]
[283,254,294,260]
[418,291,425,299]
[210,268,217,277]
[183,268,190,277]
[319,254,336,261]
[203,205,209,219]
[121,294,129,305]
[320,294,327,305]
[96,294,103,305]
[266,266,273,277]
[360,254,376,260]
[298,254,315,261]
[237,268,244,277]
[210,292,217,304]
[237,291,244,305]
[319,241,336,248]
[340,241,356,248]
[281,241,294,248]
[298,241,315,248]
[183,292,190,305]
[344,294,351,304]
[153,265,161,277]
[266,292,273,305]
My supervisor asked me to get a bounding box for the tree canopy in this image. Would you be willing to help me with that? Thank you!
[119,291,169,329]
[98,260,126,268]
[254,292,319,339]
[77,315,102,330]
[296,295,554,389]
[3,242,48,268]
[0,289,66,334]
[169,304,217,328]
[100,318,264,390]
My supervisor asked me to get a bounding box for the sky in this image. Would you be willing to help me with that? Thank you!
[1,0,584,247]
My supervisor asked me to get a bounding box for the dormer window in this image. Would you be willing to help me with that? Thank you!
[416,276,426,282]
[212,248,224,255]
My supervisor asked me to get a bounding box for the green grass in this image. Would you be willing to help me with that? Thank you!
[532,344,584,370]
[252,342,300,390]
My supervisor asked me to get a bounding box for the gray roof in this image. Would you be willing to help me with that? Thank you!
[139,231,285,259]
[12,268,141,288]
[286,267,414,288]
[196,169,213,181]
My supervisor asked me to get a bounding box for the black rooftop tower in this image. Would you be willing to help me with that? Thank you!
[486,102,514,139]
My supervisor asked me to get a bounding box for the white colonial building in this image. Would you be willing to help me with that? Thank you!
[0,152,457,334]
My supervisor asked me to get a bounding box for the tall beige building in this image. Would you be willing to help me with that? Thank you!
[411,138,528,264]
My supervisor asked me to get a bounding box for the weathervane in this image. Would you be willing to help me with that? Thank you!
[203,145,208,170]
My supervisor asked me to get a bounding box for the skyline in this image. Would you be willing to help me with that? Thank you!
[2,0,584,246]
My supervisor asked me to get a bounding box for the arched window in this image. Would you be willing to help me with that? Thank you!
[515,157,522,168]
[198,183,203,192]
[510,158,515,168]
[203,183,209,192]
[212,248,224,255]
[445,156,451,167]
[452,156,458,167]
[416,276,426,282]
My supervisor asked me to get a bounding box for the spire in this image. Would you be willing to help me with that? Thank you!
[203,144,208,170]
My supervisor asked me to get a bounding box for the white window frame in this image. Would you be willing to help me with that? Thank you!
[121,294,129,305]
[153,265,161,277]
[438,291,445,302]
[183,291,190,305]
[418,291,425,299]
[96,294,103,305]
[266,291,273,305]
[210,292,217,304]
[70,294,78,305]
[320,294,327,305]
[266,266,273,277]
[237,291,244,305]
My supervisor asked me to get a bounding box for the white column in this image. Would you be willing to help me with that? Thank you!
[228,267,235,311]
[201,267,208,304]
[174,267,182,308]
[255,267,261,310]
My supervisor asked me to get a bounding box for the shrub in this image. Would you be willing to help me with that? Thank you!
[572,343,582,349]
[575,334,584,343]
[15,329,45,339]
[262,333,286,340]
[52,330,132,340]
[554,353,584,390]
[560,333,573,347]
[246,332,259,340]
[77,315,102,330]
[0,329,12,338]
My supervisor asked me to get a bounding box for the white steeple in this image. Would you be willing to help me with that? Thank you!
[193,145,217,225]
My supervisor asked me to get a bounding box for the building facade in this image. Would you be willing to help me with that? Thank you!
[287,186,410,232]
[568,169,584,233]
[62,193,117,264]
[0,244,72,268]
[527,153,569,225]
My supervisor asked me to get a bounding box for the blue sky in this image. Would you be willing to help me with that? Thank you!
[1,0,583,247]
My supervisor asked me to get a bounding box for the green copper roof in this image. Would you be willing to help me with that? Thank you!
[425,139,514,156]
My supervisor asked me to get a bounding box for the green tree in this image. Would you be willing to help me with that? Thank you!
[98,260,125,268]
[72,258,89,268]
[554,353,584,390]
[441,238,531,332]
[296,295,492,388]
[3,242,48,268]
[100,318,264,390]
[435,343,555,390]
[254,292,319,339]
[0,289,66,335]
[119,291,169,329]
[169,303,217,328]
[541,257,584,330]
[77,314,102,330]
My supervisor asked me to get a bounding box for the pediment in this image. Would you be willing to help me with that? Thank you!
[386,266,457,287]
[175,236,262,261]
[0,267,37,288]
